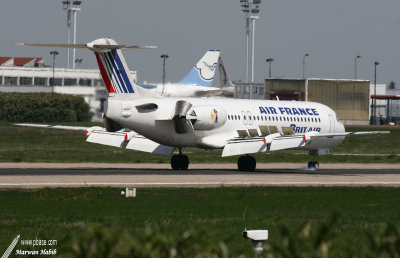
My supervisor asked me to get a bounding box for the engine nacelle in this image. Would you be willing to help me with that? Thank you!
[189,105,227,131]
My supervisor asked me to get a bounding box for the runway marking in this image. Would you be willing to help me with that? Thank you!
[1,181,400,187]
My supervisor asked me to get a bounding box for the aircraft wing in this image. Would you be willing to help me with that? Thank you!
[15,123,88,131]
[14,123,174,156]
[307,131,390,139]
[222,130,390,157]
[222,135,305,156]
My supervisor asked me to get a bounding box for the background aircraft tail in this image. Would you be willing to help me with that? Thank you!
[218,56,235,88]
[178,50,220,86]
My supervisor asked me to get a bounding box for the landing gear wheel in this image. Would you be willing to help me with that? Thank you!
[237,155,256,172]
[307,161,319,169]
[238,156,247,171]
[170,154,189,170]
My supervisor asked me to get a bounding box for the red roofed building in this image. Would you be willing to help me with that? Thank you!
[0,57,44,67]
[0,57,14,66]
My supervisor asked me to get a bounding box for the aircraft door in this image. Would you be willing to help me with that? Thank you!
[242,111,247,125]
[247,111,253,125]
[328,114,335,133]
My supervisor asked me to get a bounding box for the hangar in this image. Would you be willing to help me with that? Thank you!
[264,78,370,125]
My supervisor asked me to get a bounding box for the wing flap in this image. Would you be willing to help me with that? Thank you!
[269,137,305,151]
[222,139,266,157]
[86,130,126,148]
[126,135,175,155]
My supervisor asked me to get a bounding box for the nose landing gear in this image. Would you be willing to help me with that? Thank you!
[307,152,319,169]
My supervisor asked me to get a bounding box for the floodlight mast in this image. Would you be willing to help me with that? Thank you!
[62,1,82,69]
[240,0,261,84]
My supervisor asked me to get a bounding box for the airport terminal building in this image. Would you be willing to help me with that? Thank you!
[0,57,137,121]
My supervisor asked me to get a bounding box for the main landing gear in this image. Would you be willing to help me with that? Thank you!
[237,155,256,172]
[170,147,189,170]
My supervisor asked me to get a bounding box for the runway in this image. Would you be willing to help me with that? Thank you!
[1,163,400,188]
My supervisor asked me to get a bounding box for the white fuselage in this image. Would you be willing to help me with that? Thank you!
[104,97,345,150]
[148,83,222,97]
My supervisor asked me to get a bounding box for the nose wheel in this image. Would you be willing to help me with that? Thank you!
[170,148,189,170]
[307,152,319,169]
[237,155,256,172]
[308,161,319,169]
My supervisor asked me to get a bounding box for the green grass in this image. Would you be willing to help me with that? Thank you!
[0,187,399,257]
[0,123,399,163]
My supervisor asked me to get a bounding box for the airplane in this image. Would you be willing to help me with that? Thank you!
[17,38,389,171]
[137,50,225,97]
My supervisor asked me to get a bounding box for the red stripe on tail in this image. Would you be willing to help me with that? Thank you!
[95,53,115,93]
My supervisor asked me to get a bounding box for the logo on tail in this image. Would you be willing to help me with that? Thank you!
[178,50,220,87]
[95,50,135,94]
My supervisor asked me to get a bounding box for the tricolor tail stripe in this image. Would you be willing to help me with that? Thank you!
[94,49,135,94]
[95,53,115,93]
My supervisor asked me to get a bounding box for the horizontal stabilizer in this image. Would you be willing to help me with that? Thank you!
[17,43,156,51]
[17,43,88,48]
[86,130,126,148]
[126,135,175,156]
[222,139,266,157]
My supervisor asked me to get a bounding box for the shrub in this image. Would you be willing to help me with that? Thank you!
[0,93,93,122]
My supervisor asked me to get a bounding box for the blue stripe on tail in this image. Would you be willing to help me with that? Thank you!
[106,52,129,93]
[112,50,135,93]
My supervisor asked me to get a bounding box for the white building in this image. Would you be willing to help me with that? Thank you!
[370,83,400,124]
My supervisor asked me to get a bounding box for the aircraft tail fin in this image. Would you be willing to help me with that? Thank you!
[18,38,158,98]
[178,50,220,87]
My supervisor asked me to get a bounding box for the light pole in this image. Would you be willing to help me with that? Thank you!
[161,54,169,96]
[373,61,379,124]
[50,51,59,93]
[266,58,273,78]
[354,55,361,80]
[302,53,309,78]
[240,0,261,83]
[62,0,81,69]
